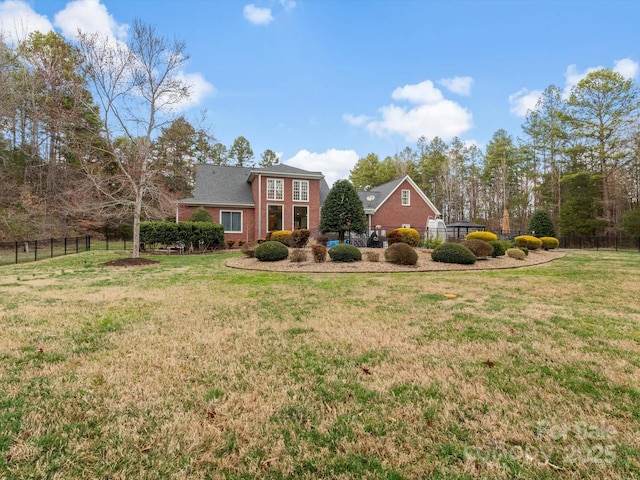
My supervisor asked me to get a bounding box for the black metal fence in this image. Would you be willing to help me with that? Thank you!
[559,235,640,252]
[0,236,91,266]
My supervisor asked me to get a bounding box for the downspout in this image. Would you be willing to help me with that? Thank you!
[258,174,262,240]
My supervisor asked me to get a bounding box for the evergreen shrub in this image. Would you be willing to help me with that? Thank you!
[328,243,362,262]
[514,235,543,250]
[189,207,214,223]
[270,230,293,245]
[255,241,289,262]
[431,243,477,265]
[311,244,327,263]
[528,210,557,237]
[421,237,443,249]
[506,248,526,260]
[540,237,559,250]
[384,242,419,265]
[387,227,420,247]
[488,240,511,257]
[461,239,494,258]
[466,231,498,242]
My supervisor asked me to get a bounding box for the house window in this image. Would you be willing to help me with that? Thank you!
[268,205,283,231]
[221,211,242,232]
[401,189,410,206]
[292,180,309,202]
[293,205,308,230]
[267,178,283,201]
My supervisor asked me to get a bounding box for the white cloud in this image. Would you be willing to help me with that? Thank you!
[345,79,472,143]
[285,149,359,187]
[508,88,542,117]
[280,0,296,11]
[613,58,639,79]
[243,4,274,25]
[54,0,127,41]
[0,0,53,45]
[343,113,371,126]
[172,71,216,112]
[438,76,473,96]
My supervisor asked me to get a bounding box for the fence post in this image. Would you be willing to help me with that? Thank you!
[34,240,38,261]
[87,235,91,251]
[76,236,79,253]
[15,241,18,264]
[64,237,67,255]
[50,238,54,258]
[106,234,109,251]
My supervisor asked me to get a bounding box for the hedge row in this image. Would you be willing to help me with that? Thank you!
[140,221,225,250]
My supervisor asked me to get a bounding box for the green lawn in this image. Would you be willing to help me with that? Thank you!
[0,249,638,479]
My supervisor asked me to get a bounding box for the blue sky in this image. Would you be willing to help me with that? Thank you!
[1,0,639,185]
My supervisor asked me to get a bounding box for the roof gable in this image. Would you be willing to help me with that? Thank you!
[358,176,441,216]
[181,165,254,206]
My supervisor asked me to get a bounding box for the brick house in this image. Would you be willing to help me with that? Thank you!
[177,164,330,243]
[357,175,441,235]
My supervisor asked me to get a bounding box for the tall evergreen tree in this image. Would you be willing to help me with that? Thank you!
[319,179,366,243]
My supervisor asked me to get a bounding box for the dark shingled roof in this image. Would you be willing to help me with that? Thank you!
[181,165,254,206]
[181,164,331,206]
[357,177,406,213]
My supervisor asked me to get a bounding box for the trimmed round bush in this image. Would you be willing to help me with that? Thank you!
[488,240,510,257]
[387,227,420,247]
[254,241,289,262]
[328,243,362,262]
[290,229,311,248]
[384,242,419,265]
[461,239,494,258]
[540,237,559,250]
[514,235,543,250]
[311,244,327,263]
[289,248,308,262]
[431,242,477,265]
[270,230,292,245]
[189,207,214,223]
[506,248,526,260]
[465,231,498,242]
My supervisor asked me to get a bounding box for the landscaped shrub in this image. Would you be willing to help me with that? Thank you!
[506,248,526,260]
[290,229,311,248]
[387,227,420,247]
[518,246,529,256]
[328,243,362,262]
[189,207,214,223]
[528,210,557,238]
[466,231,498,242]
[488,240,510,257]
[270,230,292,246]
[311,244,327,263]
[431,242,477,265]
[514,235,543,250]
[384,242,419,265]
[140,221,224,251]
[240,241,257,257]
[254,241,289,262]
[540,237,559,250]
[421,237,443,249]
[365,251,380,262]
[316,235,329,246]
[226,240,235,249]
[289,248,308,262]
[461,239,494,258]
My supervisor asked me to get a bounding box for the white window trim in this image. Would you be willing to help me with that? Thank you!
[401,189,410,206]
[220,210,243,233]
[292,179,309,202]
[267,204,284,232]
[267,178,284,201]
[292,205,309,230]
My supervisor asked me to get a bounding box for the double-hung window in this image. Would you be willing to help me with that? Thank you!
[221,211,242,232]
[267,178,284,201]
[401,189,410,206]
[292,180,309,202]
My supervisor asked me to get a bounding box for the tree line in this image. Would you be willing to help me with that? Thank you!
[0,27,275,246]
[349,69,640,236]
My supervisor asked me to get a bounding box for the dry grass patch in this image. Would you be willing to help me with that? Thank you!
[0,249,638,478]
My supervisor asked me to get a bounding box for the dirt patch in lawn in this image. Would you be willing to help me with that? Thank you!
[227,247,565,273]
[100,257,161,268]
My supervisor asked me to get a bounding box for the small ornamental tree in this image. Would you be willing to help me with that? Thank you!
[319,179,366,243]
[528,210,557,238]
[189,207,214,223]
